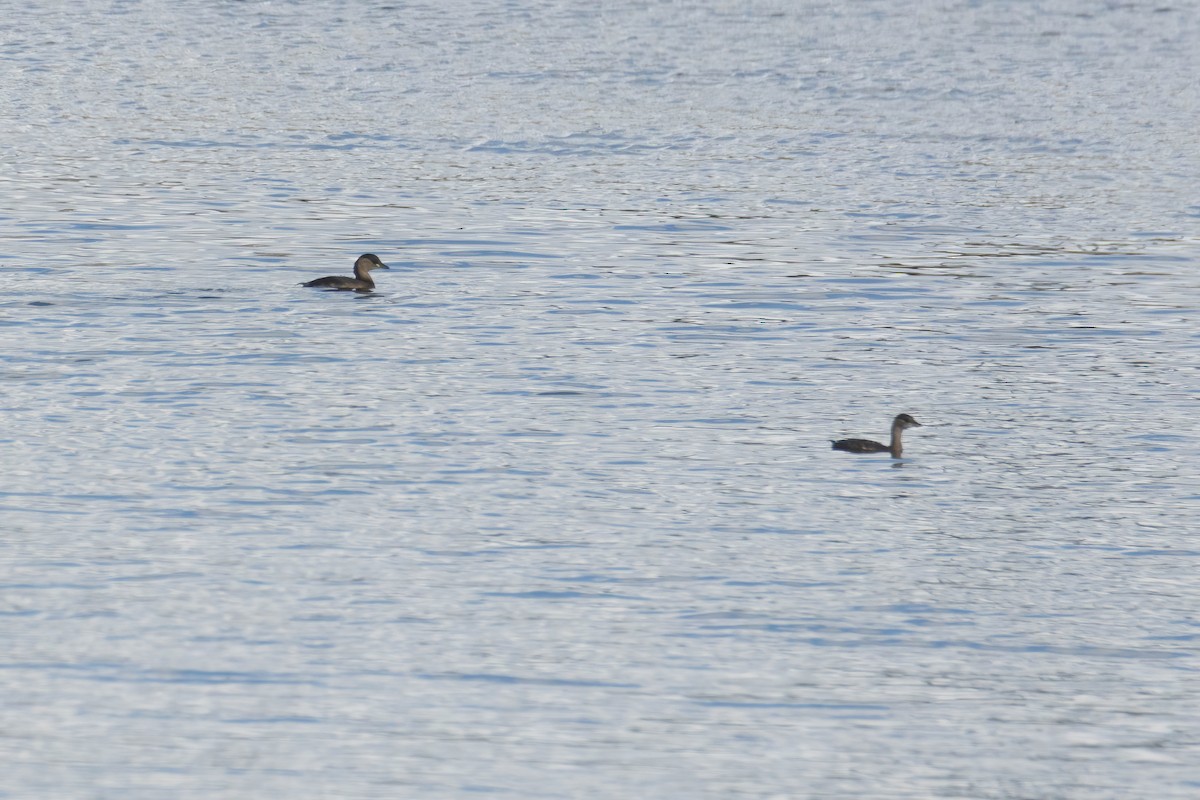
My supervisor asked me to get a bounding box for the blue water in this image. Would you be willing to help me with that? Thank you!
[2,1,1199,797]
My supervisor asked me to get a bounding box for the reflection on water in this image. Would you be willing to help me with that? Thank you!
[2,0,1199,798]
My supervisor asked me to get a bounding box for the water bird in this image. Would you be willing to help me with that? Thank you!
[302,253,390,291]
[832,413,923,458]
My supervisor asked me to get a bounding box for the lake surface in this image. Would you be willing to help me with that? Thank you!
[2,1,1199,797]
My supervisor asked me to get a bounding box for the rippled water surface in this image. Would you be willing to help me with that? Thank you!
[3,1,1199,797]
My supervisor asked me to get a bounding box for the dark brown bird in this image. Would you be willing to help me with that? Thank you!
[832,413,923,458]
[302,253,390,291]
